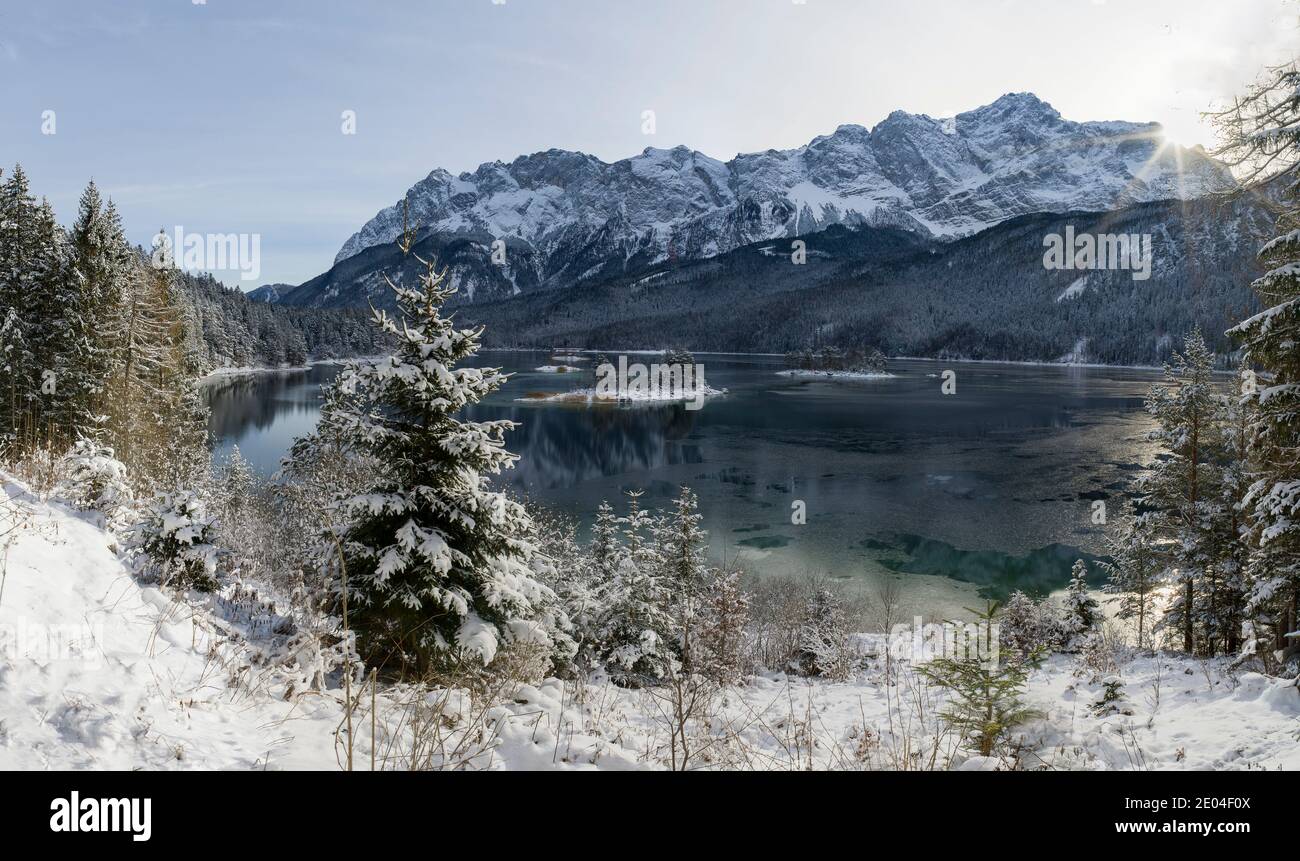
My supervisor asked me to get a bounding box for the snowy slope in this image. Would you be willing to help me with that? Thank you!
[3,473,1295,771]
[333,93,1232,294]
[0,476,342,769]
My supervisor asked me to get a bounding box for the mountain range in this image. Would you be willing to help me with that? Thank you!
[251,93,1272,365]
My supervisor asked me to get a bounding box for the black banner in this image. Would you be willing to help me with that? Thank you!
[5,770,1286,847]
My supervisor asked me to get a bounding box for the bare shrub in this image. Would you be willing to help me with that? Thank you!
[746,573,867,676]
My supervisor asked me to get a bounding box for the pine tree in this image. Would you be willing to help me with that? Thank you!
[1062,559,1100,646]
[596,492,678,686]
[1139,329,1227,654]
[589,500,622,584]
[288,254,574,673]
[1216,63,1300,657]
[0,165,39,446]
[656,485,709,598]
[1101,517,1162,650]
[1205,374,1255,655]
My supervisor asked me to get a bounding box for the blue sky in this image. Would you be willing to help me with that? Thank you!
[1,0,1292,288]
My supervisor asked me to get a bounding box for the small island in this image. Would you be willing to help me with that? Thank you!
[780,345,894,379]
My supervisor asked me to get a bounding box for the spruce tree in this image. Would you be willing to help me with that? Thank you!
[289,255,574,673]
[1139,329,1227,653]
[589,500,622,585]
[27,197,91,443]
[1216,63,1300,656]
[656,485,709,598]
[0,165,39,446]
[1062,559,1100,646]
[699,566,751,684]
[596,492,678,686]
[68,183,131,433]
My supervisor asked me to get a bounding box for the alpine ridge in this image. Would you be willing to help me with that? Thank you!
[293,93,1232,310]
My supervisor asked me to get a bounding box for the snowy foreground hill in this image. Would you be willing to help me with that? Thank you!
[3,473,1298,771]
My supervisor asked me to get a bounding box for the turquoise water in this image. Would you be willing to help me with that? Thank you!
[205,352,1161,619]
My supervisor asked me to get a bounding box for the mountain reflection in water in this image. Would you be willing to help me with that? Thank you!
[205,352,1160,619]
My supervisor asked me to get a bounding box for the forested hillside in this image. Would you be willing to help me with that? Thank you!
[174,269,389,373]
[457,185,1275,366]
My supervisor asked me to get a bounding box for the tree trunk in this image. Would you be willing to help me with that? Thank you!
[1185,414,1198,654]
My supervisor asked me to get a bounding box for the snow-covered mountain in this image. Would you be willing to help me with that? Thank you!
[329,93,1232,298]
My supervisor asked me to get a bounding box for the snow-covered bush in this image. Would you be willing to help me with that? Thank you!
[789,589,854,680]
[698,567,752,684]
[746,575,866,674]
[999,590,1065,659]
[55,437,131,518]
[130,489,222,591]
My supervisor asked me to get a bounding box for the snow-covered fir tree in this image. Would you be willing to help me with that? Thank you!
[589,500,622,585]
[130,489,222,591]
[595,492,678,686]
[0,166,67,447]
[1061,560,1100,647]
[1217,64,1300,658]
[529,511,601,672]
[653,486,712,667]
[286,254,574,674]
[68,182,133,436]
[656,486,709,599]
[1140,329,1228,654]
[56,437,131,520]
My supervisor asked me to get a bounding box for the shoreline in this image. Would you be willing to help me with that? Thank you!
[480,348,1203,374]
[198,355,385,385]
[199,349,1230,385]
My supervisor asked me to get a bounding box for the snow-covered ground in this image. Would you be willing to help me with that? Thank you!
[534,365,584,374]
[0,475,340,769]
[2,474,1296,771]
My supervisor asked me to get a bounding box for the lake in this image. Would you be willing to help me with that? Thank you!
[204,352,1162,620]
